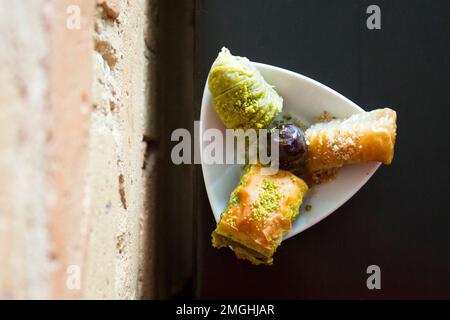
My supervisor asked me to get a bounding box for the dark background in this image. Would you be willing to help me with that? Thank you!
[193,0,450,299]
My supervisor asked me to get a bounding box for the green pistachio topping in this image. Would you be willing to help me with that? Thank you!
[208,47,283,129]
[251,178,282,221]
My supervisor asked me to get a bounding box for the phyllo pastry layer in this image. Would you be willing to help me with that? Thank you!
[305,108,397,172]
[208,47,283,129]
[212,164,308,265]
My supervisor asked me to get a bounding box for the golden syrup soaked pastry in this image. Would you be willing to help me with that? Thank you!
[212,164,308,265]
[305,108,397,172]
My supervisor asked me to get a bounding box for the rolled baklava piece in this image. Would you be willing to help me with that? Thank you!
[212,164,308,265]
[305,108,397,172]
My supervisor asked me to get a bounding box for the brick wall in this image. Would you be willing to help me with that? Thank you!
[0,0,158,299]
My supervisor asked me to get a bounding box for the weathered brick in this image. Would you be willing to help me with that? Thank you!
[0,0,157,299]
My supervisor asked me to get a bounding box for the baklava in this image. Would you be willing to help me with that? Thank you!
[212,164,308,265]
[305,108,397,172]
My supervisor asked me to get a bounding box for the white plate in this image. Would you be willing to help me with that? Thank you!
[200,62,379,240]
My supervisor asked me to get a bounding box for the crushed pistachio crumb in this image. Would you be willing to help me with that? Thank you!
[228,191,239,207]
[307,168,338,185]
[251,178,282,221]
[225,215,237,226]
[316,111,336,123]
[290,202,302,220]
[305,204,312,212]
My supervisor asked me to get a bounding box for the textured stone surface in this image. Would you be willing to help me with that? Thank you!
[0,1,52,299]
[0,0,157,299]
[86,0,157,299]
[0,0,94,300]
